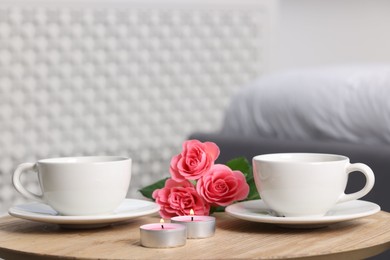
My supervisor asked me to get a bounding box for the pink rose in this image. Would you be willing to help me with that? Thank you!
[170,140,220,182]
[152,178,210,218]
[196,164,249,207]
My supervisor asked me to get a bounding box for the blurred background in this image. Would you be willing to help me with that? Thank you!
[1,0,390,217]
[0,0,272,213]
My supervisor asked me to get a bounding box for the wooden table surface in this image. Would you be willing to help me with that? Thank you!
[0,211,389,260]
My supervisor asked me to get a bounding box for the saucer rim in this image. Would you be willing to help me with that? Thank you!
[225,199,381,225]
[8,198,160,225]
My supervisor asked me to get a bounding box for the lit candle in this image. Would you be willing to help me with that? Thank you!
[171,209,216,239]
[140,219,187,248]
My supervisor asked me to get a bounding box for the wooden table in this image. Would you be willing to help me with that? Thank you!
[0,211,389,259]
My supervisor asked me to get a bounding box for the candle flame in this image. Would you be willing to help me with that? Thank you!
[160,218,164,229]
[190,209,194,216]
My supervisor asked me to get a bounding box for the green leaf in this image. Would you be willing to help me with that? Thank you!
[210,206,225,214]
[245,175,260,201]
[139,177,168,200]
[226,156,260,202]
[226,157,251,176]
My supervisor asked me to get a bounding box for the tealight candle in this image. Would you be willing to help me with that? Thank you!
[171,209,216,239]
[140,219,186,248]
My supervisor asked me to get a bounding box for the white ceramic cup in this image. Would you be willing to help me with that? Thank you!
[252,153,375,217]
[13,156,132,216]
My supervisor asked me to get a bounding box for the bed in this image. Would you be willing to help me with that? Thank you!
[190,64,390,213]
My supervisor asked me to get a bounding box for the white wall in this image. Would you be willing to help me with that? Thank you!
[271,0,390,71]
[0,0,272,213]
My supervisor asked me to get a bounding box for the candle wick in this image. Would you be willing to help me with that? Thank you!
[191,216,194,221]
[161,224,164,229]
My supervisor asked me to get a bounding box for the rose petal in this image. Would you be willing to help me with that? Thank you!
[196,164,249,207]
[152,178,210,218]
[204,141,220,161]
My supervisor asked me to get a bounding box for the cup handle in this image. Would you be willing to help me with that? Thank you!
[13,163,44,202]
[338,163,375,203]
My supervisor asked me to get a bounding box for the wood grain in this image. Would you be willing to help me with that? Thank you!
[0,212,389,259]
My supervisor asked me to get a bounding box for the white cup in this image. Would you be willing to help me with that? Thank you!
[13,156,132,216]
[252,153,375,217]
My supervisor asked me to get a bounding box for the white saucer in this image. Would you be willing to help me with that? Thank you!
[8,199,160,229]
[225,200,380,228]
